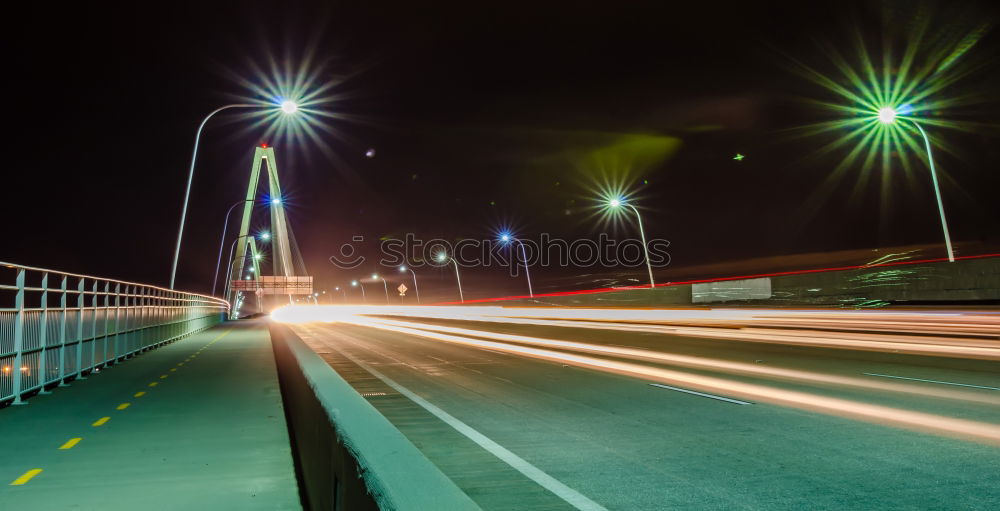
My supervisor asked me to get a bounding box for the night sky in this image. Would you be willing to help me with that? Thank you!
[4,1,1000,301]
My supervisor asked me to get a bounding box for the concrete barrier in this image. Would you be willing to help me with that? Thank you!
[269,324,480,511]
[475,255,1000,308]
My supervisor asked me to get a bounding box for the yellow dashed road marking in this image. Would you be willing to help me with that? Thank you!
[148,382,159,387]
[10,469,42,485]
[159,375,168,379]
[170,368,177,372]
[116,403,131,410]
[92,417,110,427]
[134,391,146,398]
[59,438,82,450]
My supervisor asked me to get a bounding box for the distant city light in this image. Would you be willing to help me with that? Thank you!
[280,100,298,114]
[365,148,376,158]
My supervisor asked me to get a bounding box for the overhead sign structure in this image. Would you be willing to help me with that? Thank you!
[231,276,314,295]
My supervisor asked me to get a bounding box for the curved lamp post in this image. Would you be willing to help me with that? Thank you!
[399,265,420,304]
[499,233,534,297]
[876,107,955,262]
[606,198,655,288]
[351,280,366,303]
[211,198,259,296]
[436,252,464,303]
[170,100,298,289]
[372,273,390,304]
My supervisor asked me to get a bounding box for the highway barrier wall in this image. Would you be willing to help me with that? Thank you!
[269,324,479,511]
[476,254,1000,308]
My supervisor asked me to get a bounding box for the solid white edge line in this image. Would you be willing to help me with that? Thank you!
[331,341,608,511]
[649,383,753,405]
[863,373,1000,391]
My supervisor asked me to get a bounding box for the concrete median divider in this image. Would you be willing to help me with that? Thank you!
[268,323,480,511]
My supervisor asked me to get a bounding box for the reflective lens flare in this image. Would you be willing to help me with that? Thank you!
[787,20,990,217]
[221,50,359,167]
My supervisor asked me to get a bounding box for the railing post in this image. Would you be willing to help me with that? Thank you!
[112,282,121,362]
[101,281,110,367]
[58,275,70,387]
[11,268,27,405]
[90,280,98,372]
[38,272,51,395]
[75,278,87,380]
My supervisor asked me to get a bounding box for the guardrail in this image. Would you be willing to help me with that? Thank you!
[1,262,229,405]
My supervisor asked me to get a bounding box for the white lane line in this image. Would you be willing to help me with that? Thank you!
[864,373,1000,391]
[649,384,753,405]
[328,338,608,511]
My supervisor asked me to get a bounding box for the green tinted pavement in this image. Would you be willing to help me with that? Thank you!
[0,321,300,510]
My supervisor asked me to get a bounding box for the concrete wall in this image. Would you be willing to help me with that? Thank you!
[487,256,1000,308]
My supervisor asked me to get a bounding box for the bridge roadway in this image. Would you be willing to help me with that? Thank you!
[0,321,300,510]
[283,307,1000,510]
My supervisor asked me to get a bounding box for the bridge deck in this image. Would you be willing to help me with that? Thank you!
[0,321,300,510]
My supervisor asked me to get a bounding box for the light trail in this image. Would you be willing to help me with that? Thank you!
[272,304,1000,444]
[271,305,1000,360]
[283,314,1000,446]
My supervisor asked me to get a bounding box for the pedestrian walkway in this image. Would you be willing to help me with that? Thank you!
[0,320,300,510]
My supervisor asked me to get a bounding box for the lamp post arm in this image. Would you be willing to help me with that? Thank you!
[627,204,655,287]
[514,238,534,297]
[407,269,421,304]
[170,103,258,289]
[911,122,955,263]
[212,199,255,297]
[450,259,465,303]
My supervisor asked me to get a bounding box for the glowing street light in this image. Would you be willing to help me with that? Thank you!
[871,106,954,262]
[498,232,533,298]
[170,100,299,289]
[604,197,655,288]
[399,265,421,304]
[436,252,464,303]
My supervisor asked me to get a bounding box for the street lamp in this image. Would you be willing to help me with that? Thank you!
[334,286,347,303]
[351,280,366,303]
[222,233,266,305]
[399,265,420,304]
[372,273,390,304]
[436,252,464,303]
[211,198,263,297]
[875,106,955,262]
[170,100,298,289]
[498,232,533,297]
[605,197,655,288]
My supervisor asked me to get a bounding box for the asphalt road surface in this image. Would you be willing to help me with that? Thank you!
[279,307,1000,510]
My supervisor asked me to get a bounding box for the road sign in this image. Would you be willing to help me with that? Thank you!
[397,283,408,296]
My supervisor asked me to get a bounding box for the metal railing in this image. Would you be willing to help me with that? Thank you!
[1,261,229,405]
